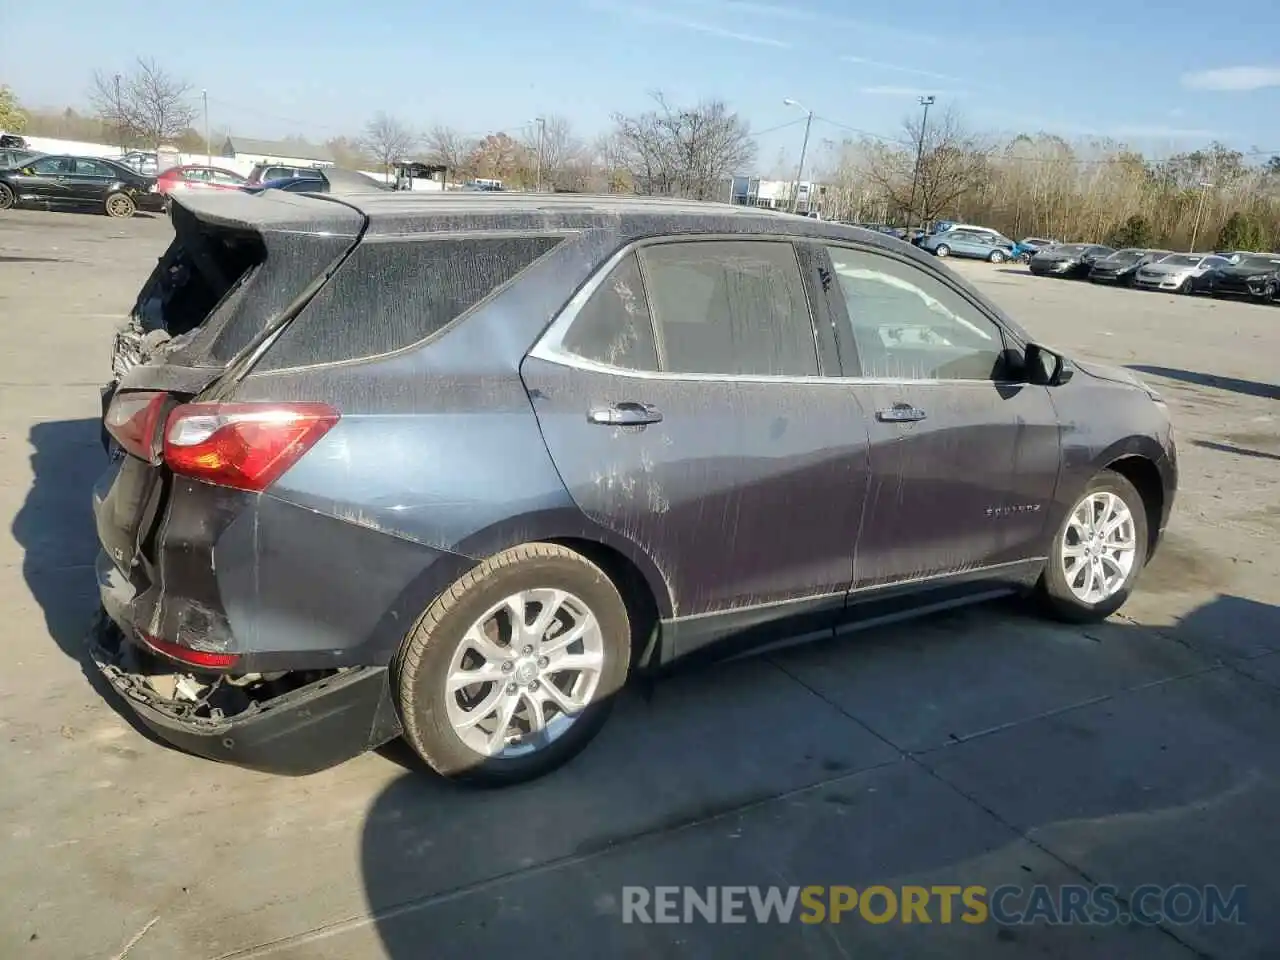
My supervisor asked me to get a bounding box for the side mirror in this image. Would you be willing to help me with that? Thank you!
[1025,342,1074,386]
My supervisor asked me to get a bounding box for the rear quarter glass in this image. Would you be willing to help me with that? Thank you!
[255,234,566,369]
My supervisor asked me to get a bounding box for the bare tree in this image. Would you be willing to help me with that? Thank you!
[362,112,416,179]
[521,115,584,190]
[610,92,756,200]
[423,125,478,181]
[89,58,196,153]
[863,107,991,224]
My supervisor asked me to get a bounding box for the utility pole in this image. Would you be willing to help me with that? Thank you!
[1188,181,1213,252]
[203,90,211,168]
[783,98,813,214]
[114,74,124,156]
[532,116,546,192]
[905,95,935,232]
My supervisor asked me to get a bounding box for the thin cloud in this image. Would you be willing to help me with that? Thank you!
[592,1,791,46]
[671,0,944,43]
[859,85,965,98]
[1182,66,1280,92]
[842,56,962,83]
[1108,124,1217,140]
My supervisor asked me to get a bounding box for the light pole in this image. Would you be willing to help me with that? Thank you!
[114,74,124,156]
[203,89,211,168]
[530,116,546,192]
[905,94,935,232]
[1188,180,1213,252]
[783,98,814,215]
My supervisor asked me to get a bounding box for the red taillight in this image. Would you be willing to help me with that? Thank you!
[104,390,171,463]
[163,402,339,492]
[140,632,240,670]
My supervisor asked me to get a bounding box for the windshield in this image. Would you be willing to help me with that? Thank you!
[1048,244,1087,256]
[1105,250,1144,263]
[1238,255,1280,271]
[1157,255,1201,267]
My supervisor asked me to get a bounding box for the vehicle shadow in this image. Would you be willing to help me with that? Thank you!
[13,204,159,221]
[1128,365,1280,401]
[1192,439,1280,462]
[357,594,1280,959]
[11,417,166,742]
[995,268,1031,277]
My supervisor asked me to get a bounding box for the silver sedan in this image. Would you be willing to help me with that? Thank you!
[1133,253,1233,294]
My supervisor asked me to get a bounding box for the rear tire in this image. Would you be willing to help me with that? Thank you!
[1038,470,1149,623]
[394,543,631,785]
[0,183,14,210]
[934,244,950,257]
[989,249,1006,263]
[105,192,136,219]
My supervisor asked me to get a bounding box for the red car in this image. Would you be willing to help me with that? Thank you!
[156,164,247,197]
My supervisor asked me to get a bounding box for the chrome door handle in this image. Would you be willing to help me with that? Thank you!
[588,402,663,426]
[876,403,927,423]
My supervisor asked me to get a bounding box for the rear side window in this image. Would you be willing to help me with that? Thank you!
[260,234,564,368]
[639,240,819,377]
[560,253,658,371]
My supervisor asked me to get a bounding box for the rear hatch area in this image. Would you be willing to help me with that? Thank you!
[93,191,367,728]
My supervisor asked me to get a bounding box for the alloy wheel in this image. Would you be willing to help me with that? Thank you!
[1061,491,1138,604]
[444,588,606,759]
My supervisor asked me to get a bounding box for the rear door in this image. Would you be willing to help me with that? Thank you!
[69,157,119,204]
[523,237,872,648]
[818,242,1062,589]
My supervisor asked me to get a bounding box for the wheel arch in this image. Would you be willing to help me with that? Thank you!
[1102,453,1166,559]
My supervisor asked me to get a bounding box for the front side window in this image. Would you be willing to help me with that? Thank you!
[638,240,819,377]
[825,246,1008,381]
[30,156,72,175]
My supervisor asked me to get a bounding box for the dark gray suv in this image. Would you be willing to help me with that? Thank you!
[90,191,1177,784]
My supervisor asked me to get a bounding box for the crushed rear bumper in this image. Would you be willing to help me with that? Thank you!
[87,609,402,775]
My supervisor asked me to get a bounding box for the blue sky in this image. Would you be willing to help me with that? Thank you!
[4,0,1279,169]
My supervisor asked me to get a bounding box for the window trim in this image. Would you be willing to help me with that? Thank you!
[530,234,833,383]
[817,240,1029,386]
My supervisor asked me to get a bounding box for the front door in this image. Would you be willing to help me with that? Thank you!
[522,237,872,647]
[17,155,73,203]
[818,242,1062,588]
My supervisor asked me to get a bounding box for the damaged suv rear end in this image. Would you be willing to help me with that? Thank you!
[91,190,572,774]
[92,193,400,773]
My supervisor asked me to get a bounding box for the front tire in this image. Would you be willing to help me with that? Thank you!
[394,543,631,785]
[0,183,14,210]
[934,244,950,257]
[1038,471,1149,623]
[105,192,136,218]
[1179,277,1194,295]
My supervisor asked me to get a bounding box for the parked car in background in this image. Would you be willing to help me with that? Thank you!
[919,228,1017,262]
[0,133,29,149]
[0,148,40,169]
[1088,248,1171,286]
[1010,237,1058,262]
[245,167,390,195]
[1202,253,1280,303]
[1029,244,1115,278]
[1132,253,1232,294]
[92,191,1176,785]
[156,165,248,199]
[0,154,162,218]
[244,163,326,186]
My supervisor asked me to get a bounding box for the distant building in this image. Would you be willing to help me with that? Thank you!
[221,136,335,168]
[728,176,826,215]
